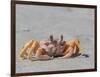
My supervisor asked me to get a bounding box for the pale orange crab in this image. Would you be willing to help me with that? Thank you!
[19,35,84,61]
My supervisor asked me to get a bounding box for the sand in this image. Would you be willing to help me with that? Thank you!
[16,4,95,73]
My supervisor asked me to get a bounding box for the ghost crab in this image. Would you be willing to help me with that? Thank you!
[19,35,82,61]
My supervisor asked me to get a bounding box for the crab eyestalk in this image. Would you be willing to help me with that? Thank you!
[60,35,63,42]
[60,35,66,46]
[50,35,53,42]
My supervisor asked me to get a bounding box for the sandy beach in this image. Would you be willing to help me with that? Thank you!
[16,4,95,73]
